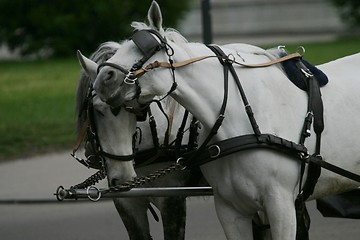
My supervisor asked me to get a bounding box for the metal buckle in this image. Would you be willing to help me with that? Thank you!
[299,151,310,161]
[301,68,314,78]
[124,72,137,85]
[208,145,221,158]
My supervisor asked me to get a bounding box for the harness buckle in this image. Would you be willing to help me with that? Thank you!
[299,151,310,161]
[301,68,314,78]
[124,72,138,85]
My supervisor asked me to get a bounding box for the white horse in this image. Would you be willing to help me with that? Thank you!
[75,41,201,240]
[79,2,360,239]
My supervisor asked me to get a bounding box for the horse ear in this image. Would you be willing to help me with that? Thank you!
[77,50,98,81]
[148,1,163,32]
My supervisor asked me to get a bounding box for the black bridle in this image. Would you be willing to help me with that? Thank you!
[96,29,177,101]
[75,87,136,170]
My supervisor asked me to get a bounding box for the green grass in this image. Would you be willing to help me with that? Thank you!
[263,35,360,64]
[0,36,359,160]
[0,59,80,160]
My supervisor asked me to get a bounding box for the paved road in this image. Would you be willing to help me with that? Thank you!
[0,151,359,239]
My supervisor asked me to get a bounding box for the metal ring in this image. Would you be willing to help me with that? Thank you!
[297,46,306,56]
[124,71,137,85]
[86,186,101,202]
[208,145,221,158]
[55,186,65,201]
[124,76,137,85]
[176,157,187,170]
[227,53,235,63]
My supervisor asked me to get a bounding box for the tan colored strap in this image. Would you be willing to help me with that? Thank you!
[133,52,301,77]
[133,56,216,77]
[233,52,302,68]
[164,100,177,145]
[72,118,89,154]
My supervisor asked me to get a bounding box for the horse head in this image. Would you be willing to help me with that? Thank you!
[77,1,176,109]
[76,42,137,188]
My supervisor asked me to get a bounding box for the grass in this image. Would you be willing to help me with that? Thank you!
[0,35,359,161]
[0,59,79,160]
[263,35,360,64]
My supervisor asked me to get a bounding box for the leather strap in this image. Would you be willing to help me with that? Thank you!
[133,52,302,78]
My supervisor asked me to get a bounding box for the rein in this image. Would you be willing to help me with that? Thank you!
[130,52,302,80]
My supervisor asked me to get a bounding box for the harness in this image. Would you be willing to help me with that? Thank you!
[70,29,360,239]
[71,87,201,189]
[101,30,360,185]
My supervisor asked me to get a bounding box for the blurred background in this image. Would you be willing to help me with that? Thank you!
[0,1,359,239]
[0,0,359,59]
[0,0,359,161]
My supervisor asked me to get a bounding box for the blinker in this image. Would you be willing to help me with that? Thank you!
[131,30,166,57]
[131,30,167,70]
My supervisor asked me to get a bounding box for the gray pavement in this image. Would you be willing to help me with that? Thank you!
[0,151,359,239]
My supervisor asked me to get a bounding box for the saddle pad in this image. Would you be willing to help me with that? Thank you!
[317,189,360,219]
[280,52,328,91]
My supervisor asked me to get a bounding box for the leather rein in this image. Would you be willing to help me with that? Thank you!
[98,50,302,86]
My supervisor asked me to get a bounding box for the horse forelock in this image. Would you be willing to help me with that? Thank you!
[75,41,122,137]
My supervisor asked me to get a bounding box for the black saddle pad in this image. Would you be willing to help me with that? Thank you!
[316,189,360,219]
[280,53,328,91]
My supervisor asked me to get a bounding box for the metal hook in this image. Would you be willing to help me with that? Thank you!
[297,46,306,57]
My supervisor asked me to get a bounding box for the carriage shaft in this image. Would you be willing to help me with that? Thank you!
[57,187,214,201]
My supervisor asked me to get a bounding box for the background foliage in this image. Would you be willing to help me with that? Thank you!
[1,36,359,160]
[330,0,360,26]
[0,0,191,57]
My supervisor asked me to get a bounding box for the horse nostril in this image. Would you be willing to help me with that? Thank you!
[105,70,116,82]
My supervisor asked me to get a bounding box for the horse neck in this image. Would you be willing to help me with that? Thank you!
[168,42,307,141]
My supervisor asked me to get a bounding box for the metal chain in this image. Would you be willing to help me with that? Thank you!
[71,169,106,190]
[107,162,184,192]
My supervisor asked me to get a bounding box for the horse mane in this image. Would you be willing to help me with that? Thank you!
[75,41,121,137]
